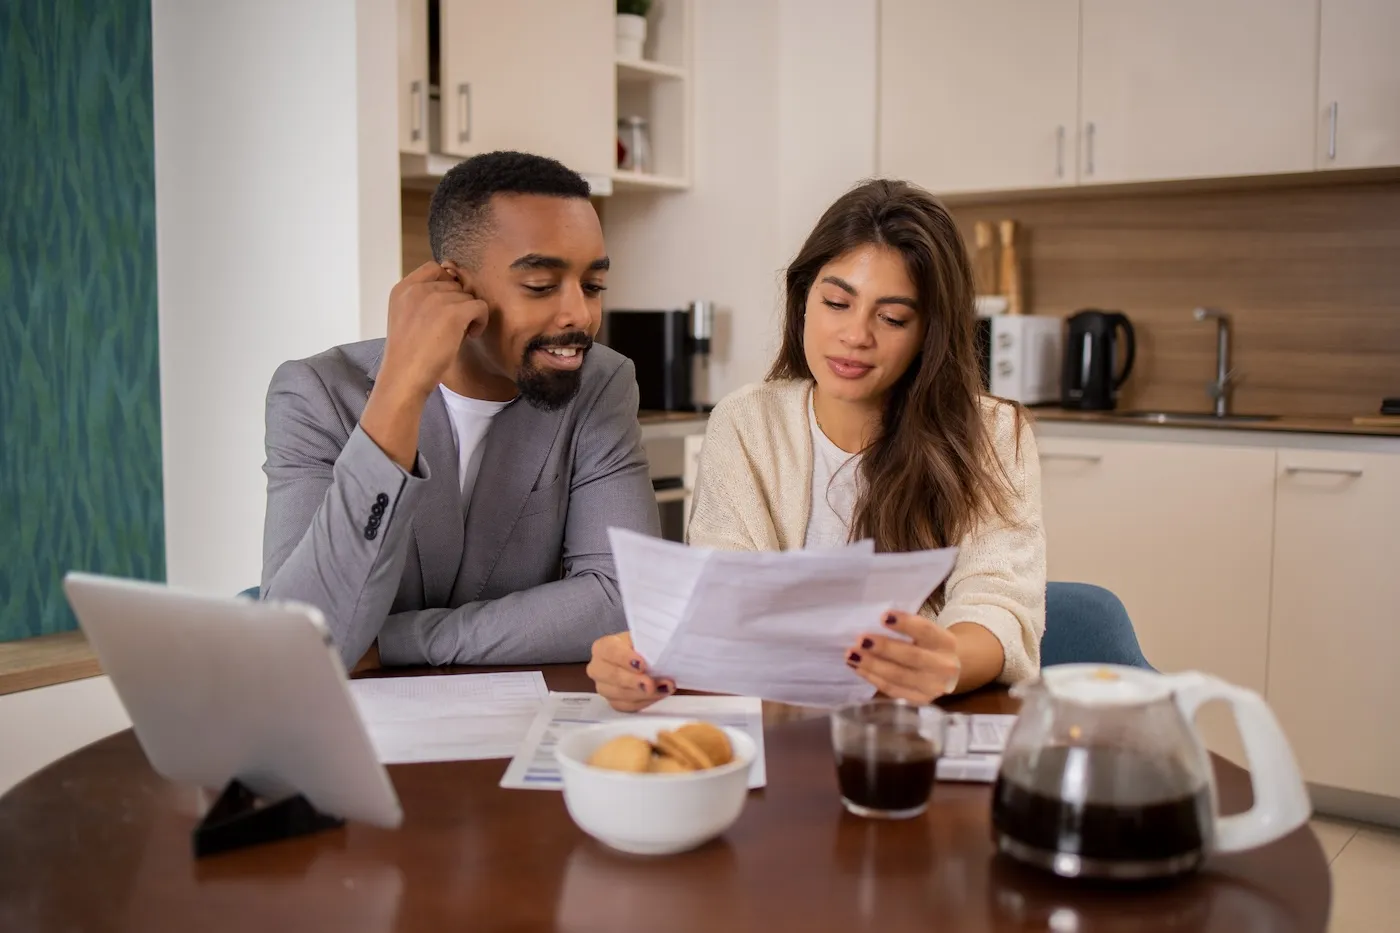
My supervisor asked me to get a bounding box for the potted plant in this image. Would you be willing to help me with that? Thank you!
[616,0,651,62]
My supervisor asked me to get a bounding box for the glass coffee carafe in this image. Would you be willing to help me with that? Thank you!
[992,664,1311,881]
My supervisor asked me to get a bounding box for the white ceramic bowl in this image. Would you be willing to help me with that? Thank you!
[554,717,756,856]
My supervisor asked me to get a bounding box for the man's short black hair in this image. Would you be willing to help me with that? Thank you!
[428,150,591,267]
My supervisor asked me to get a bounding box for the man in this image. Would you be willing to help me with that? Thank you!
[260,151,660,670]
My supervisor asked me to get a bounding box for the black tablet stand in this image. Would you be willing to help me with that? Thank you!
[193,780,344,858]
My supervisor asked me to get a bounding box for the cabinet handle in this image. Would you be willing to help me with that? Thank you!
[1042,452,1103,464]
[1085,122,1095,176]
[410,79,424,142]
[1283,465,1362,478]
[1328,101,1338,161]
[1055,125,1065,178]
[457,82,472,144]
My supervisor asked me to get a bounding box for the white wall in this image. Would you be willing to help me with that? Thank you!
[604,0,879,398]
[357,0,403,341]
[776,0,879,264]
[152,1,400,596]
[0,677,131,795]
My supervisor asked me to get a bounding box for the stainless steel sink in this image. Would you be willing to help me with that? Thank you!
[1115,410,1281,425]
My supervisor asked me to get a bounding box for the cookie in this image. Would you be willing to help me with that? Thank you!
[675,722,733,767]
[648,753,694,774]
[655,729,714,770]
[587,735,654,773]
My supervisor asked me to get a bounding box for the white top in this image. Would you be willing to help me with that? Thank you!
[803,395,863,549]
[438,385,511,506]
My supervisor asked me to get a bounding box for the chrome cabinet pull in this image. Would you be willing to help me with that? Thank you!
[1328,101,1338,160]
[1284,465,1362,478]
[458,82,472,143]
[1042,452,1103,464]
[410,79,424,142]
[1085,122,1096,176]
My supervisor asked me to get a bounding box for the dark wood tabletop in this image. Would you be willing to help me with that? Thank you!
[0,664,1330,932]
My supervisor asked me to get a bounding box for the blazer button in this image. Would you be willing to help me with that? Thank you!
[367,514,381,530]
[376,493,389,507]
[370,502,385,518]
[364,526,378,541]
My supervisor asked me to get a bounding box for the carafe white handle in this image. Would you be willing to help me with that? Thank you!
[1166,672,1311,854]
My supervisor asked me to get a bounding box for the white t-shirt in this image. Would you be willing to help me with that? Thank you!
[804,395,863,549]
[438,385,512,507]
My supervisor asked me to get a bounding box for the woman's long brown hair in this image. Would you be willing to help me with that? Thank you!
[768,179,1025,581]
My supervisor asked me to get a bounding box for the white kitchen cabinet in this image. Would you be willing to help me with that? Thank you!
[397,0,429,155]
[1317,0,1400,170]
[436,0,614,177]
[1079,0,1318,184]
[1037,434,1277,762]
[1268,449,1400,798]
[878,0,1080,194]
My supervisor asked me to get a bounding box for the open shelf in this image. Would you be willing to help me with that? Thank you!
[611,170,690,193]
[616,58,687,84]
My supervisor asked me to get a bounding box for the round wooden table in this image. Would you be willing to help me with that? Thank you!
[0,665,1330,932]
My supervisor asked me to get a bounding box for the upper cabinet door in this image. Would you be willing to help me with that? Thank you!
[398,0,429,155]
[1079,0,1318,185]
[438,0,614,177]
[1317,0,1400,170]
[878,0,1080,195]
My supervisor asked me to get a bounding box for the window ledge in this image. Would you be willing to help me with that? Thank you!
[0,631,101,696]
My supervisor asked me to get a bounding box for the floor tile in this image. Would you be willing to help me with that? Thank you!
[1327,825,1400,933]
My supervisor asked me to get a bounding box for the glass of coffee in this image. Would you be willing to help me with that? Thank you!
[831,700,946,819]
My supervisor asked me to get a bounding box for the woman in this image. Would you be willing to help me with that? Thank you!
[589,179,1045,711]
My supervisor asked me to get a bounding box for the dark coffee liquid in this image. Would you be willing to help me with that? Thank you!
[992,746,1211,864]
[836,751,936,812]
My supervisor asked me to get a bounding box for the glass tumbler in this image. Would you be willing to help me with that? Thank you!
[831,700,947,819]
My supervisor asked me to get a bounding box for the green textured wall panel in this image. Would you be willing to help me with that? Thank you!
[1,0,164,640]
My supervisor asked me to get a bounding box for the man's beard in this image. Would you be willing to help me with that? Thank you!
[516,330,593,411]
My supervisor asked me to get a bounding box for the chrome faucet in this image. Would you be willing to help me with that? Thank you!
[1193,307,1233,416]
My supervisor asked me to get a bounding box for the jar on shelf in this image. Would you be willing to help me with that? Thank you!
[617,116,652,174]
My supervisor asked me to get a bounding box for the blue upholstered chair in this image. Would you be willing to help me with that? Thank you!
[1042,582,1153,670]
[238,586,260,600]
[238,582,1152,670]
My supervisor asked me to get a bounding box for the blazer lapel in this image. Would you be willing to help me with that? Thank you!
[453,398,566,603]
[412,391,465,607]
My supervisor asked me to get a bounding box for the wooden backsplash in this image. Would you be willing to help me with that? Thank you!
[950,180,1400,417]
[402,188,433,273]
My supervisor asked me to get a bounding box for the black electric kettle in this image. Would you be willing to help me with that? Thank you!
[1062,309,1136,411]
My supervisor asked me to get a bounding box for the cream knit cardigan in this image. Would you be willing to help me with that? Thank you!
[685,378,1046,685]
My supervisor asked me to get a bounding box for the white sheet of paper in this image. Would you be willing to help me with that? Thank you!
[608,529,959,708]
[349,672,549,764]
[499,692,767,791]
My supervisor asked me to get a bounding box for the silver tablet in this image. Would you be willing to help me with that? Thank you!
[63,573,402,829]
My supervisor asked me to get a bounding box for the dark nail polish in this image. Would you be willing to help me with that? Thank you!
[860,637,874,650]
[629,659,641,670]
[883,613,898,627]
[657,682,671,694]
[847,651,861,664]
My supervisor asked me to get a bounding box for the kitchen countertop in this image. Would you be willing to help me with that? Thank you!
[1030,407,1400,437]
[637,409,710,425]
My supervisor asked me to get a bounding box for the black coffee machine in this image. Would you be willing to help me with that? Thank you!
[1061,309,1136,411]
[602,305,714,412]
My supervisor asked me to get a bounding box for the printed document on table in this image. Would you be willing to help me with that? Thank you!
[937,713,1017,783]
[608,528,959,708]
[499,692,766,791]
[349,672,549,764]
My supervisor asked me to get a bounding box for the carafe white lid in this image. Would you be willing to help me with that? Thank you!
[1038,664,1172,707]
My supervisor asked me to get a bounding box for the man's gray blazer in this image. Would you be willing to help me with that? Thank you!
[259,339,660,669]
